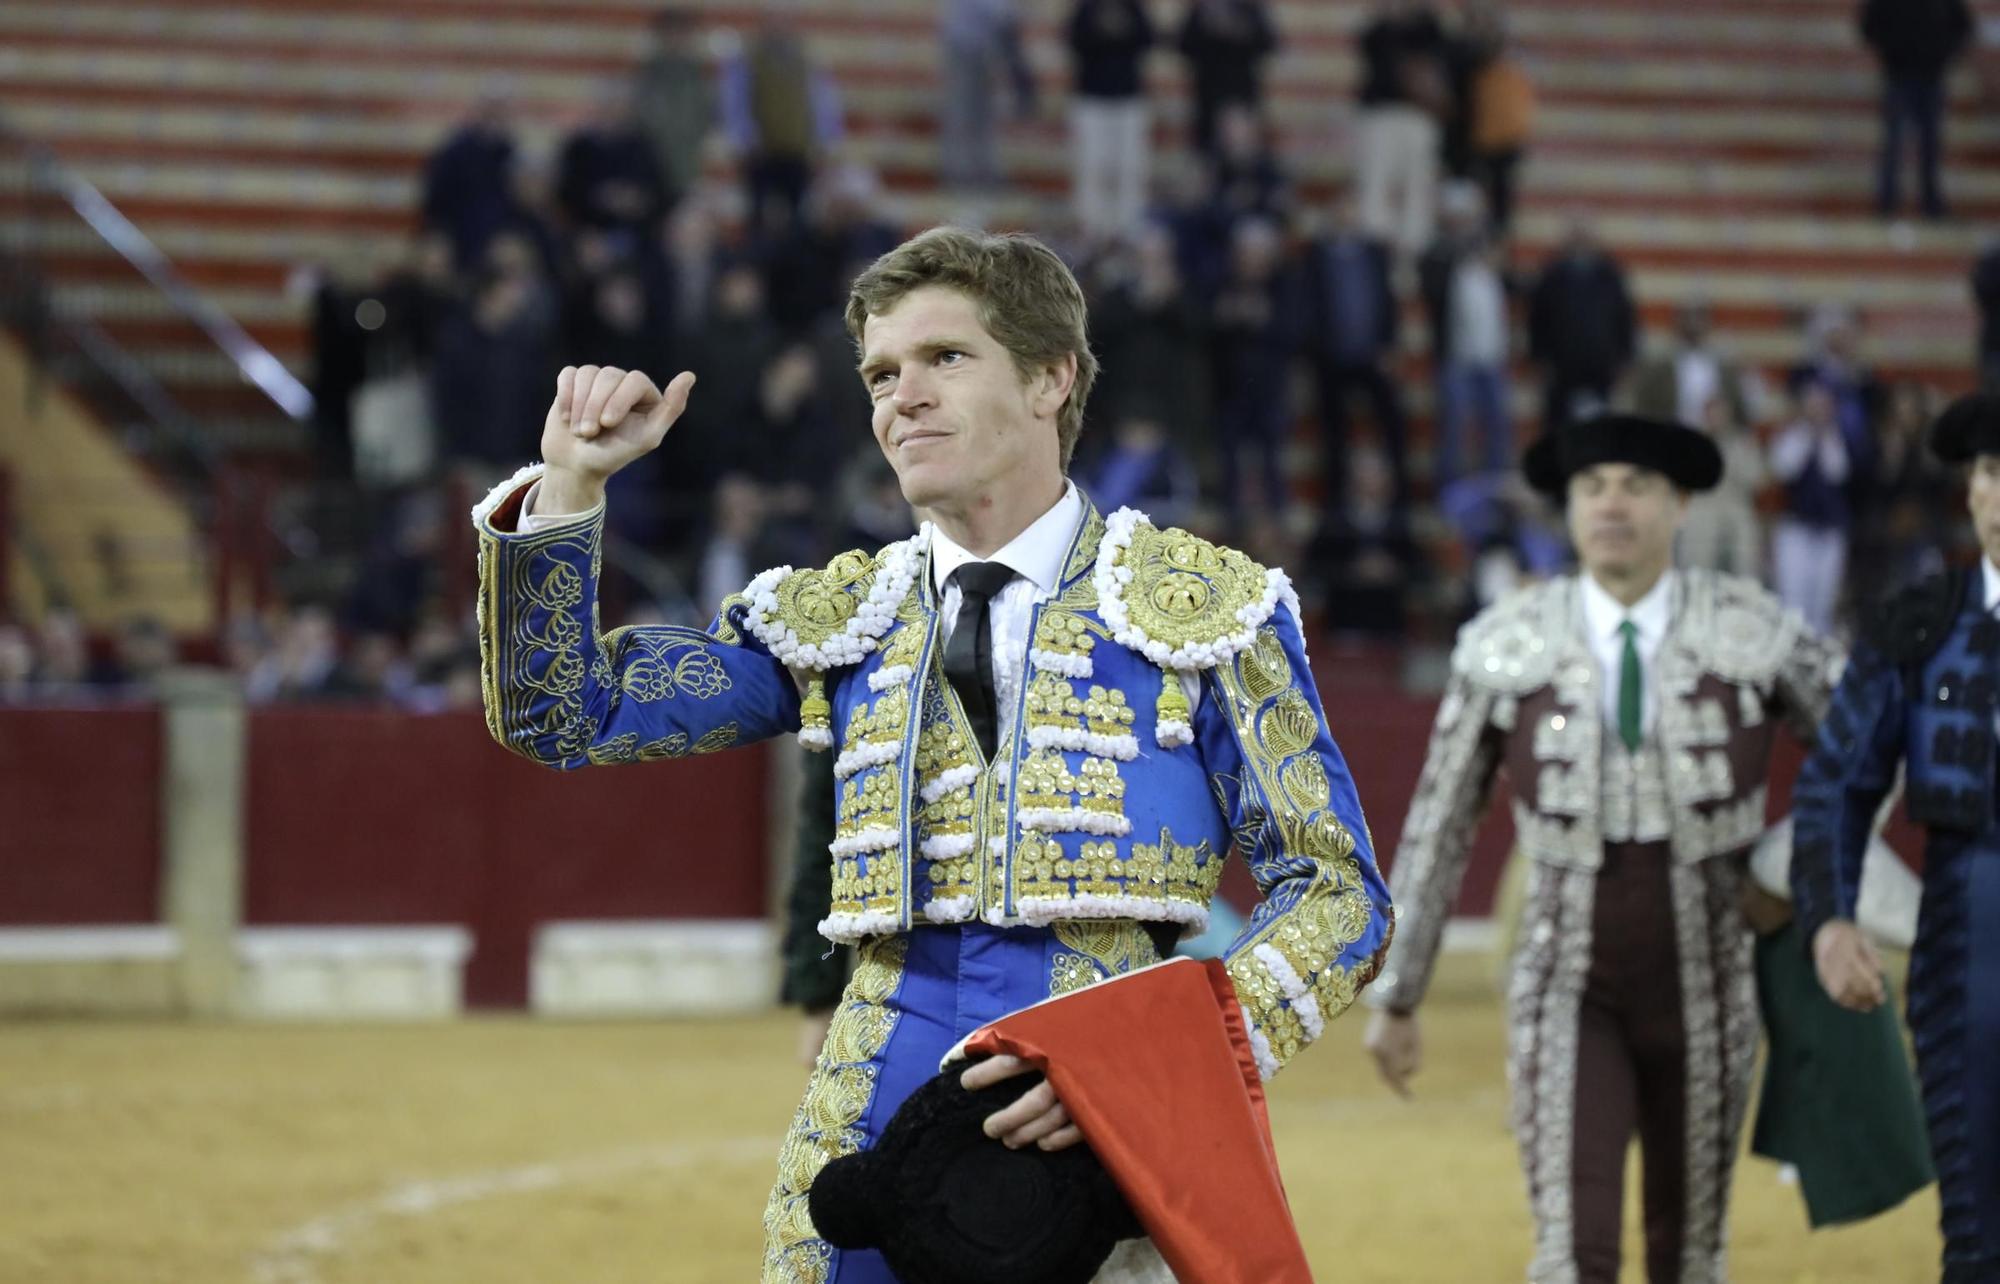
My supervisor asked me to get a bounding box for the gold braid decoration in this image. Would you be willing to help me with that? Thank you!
[1115,523,1270,655]
[775,550,876,647]
[761,936,908,1283]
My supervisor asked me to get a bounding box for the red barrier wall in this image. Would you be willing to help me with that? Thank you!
[242,709,773,1007]
[7,678,1912,1009]
[0,706,162,924]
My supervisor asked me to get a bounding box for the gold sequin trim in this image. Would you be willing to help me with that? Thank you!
[761,936,908,1283]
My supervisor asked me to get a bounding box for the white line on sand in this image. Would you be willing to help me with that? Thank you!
[248,1136,778,1284]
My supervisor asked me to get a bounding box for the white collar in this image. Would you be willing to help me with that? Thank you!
[1983,557,2000,614]
[1580,568,1676,648]
[929,482,1083,598]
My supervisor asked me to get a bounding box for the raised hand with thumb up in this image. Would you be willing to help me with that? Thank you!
[537,364,697,516]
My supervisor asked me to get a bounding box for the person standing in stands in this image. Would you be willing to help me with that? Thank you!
[1860,0,1973,220]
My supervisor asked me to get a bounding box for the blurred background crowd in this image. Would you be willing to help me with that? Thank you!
[3,0,1992,706]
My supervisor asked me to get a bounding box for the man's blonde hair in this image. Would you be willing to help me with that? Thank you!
[845,227,1099,470]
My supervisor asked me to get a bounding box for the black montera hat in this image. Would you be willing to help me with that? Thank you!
[807,1060,1142,1284]
[1928,392,2000,463]
[1522,413,1725,497]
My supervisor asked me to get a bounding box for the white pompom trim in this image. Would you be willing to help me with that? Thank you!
[1016,807,1133,837]
[993,896,1208,933]
[1093,507,1295,673]
[867,664,914,692]
[818,909,903,942]
[1154,718,1193,748]
[470,462,552,527]
[919,833,977,860]
[797,726,834,752]
[827,827,900,857]
[833,739,901,780]
[1248,1027,1280,1081]
[1024,725,1140,762]
[1293,991,1325,1041]
[1029,648,1094,679]
[919,765,980,805]
[922,896,977,924]
[743,525,924,671]
[1254,942,1309,1004]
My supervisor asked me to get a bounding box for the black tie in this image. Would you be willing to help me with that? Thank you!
[943,561,1015,761]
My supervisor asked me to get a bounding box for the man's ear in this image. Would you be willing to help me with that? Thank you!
[1034,353,1079,420]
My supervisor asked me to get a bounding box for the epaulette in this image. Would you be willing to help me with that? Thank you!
[1449,580,1562,695]
[1691,570,1802,685]
[1093,508,1297,672]
[743,529,926,750]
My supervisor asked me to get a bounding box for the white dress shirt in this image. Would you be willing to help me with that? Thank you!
[1983,556,2000,615]
[1579,569,1676,740]
[932,482,1202,748]
[521,474,1203,741]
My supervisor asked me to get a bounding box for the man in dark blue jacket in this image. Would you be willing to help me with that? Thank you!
[1793,390,2000,1282]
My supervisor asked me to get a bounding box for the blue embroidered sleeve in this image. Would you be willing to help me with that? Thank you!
[475,503,801,769]
[1193,602,1396,1078]
[1791,643,1907,945]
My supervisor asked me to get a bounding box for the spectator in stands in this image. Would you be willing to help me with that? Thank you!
[1203,102,1292,227]
[319,630,413,705]
[1527,220,1635,432]
[1310,445,1421,638]
[1208,215,1300,536]
[1973,236,2000,390]
[1676,393,1768,581]
[940,0,1036,192]
[1302,199,1412,530]
[422,95,519,274]
[0,621,32,703]
[656,196,727,335]
[1629,302,1752,431]
[246,605,340,703]
[1419,182,1512,489]
[1177,0,1279,159]
[403,609,483,713]
[430,271,557,487]
[1449,1,1532,238]
[680,263,781,449]
[1788,304,1881,500]
[346,490,447,641]
[1860,0,1972,220]
[222,610,272,690]
[1088,221,1213,486]
[1353,0,1452,257]
[101,615,176,695]
[1852,379,1959,591]
[1079,416,1201,528]
[661,263,780,547]
[759,165,901,335]
[719,24,846,241]
[1066,0,1156,245]
[31,608,89,690]
[695,474,774,618]
[631,6,713,212]
[565,267,674,377]
[557,87,671,250]
[737,343,847,565]
[1769,381,1854,635]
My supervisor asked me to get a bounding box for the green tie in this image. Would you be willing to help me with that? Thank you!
[1617,619,1643,751]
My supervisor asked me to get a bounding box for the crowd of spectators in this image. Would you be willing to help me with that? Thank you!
[4,0,1982,709]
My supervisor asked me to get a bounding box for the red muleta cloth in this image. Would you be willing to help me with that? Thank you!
[958,956,1315,1284]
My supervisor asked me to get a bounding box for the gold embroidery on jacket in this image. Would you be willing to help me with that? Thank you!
[761,936,908,1283]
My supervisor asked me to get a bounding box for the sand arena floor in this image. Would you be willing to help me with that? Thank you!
[0,971,1938,1284]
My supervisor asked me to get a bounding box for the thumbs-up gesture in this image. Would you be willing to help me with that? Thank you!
[537,364,697,515]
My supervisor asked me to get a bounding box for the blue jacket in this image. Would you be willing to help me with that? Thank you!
[473,471,1393,1077]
